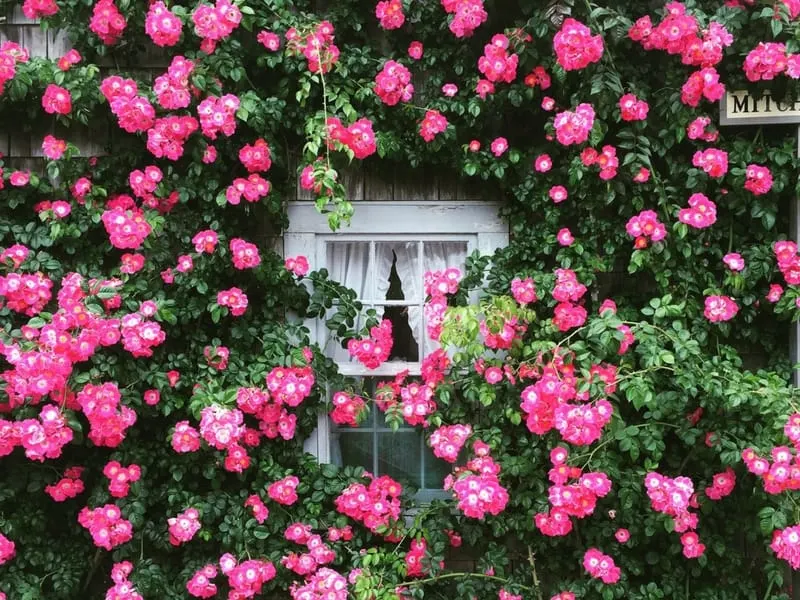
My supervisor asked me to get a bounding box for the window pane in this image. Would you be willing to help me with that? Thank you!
[377,242,420,302]
[377,431,422,487]
[336,432,374,473]
[423,445,452,490]
[383,253,419,362]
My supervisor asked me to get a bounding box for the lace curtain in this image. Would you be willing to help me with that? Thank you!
[325,242,393,363]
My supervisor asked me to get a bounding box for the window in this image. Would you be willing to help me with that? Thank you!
[286,201,508,499]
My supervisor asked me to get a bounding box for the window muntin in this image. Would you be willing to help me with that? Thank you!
[330,378,452,499]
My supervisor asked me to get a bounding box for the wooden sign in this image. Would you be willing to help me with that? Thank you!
[719,90,800,126]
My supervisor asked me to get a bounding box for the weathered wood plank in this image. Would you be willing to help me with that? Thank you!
[0,24,45,58]
[9,130,34,157]
[455,178,488,200]
[7,156,44,174]
[0,127,10,157]
[46,29,71,60]
[24,25,47,57]
[8,5,37,25]
[340,166,364,201]
[96,45,171,69]
[436,173,460,201]
[392,165,437,201]
[363,165,394,201]
[60,122,109,157]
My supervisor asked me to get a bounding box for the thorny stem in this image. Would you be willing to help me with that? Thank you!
[762,577,775,600]
[82,548,103,593]
[527,546,545,600]
[313,36,333,174]
[397,571,534,591]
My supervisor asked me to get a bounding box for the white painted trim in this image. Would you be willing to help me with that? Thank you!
[286,201,506,234]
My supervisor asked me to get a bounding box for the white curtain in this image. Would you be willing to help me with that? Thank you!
[392,242,467,358]
[326,242,393,363]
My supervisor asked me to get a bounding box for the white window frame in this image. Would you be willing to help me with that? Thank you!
[284,201,508,472]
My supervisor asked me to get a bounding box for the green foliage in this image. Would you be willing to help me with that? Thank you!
[0,0,800,599]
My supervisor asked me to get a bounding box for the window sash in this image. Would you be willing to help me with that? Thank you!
[317,235,476,376]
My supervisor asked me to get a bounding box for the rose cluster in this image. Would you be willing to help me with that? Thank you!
[145,1,183,47]
[400,382,437,427]
[445,441,509,519]
[105,561,143,600]
[374,61,414,106]
[90,0,127,45]
[583,548,621,584]
[198,94,240,139]
[153,56,194,109]
[45,466,85,502]
[100,76,155,134]
[743,42,799,82]
[103,461,141,498]
[281,525,336,575]
[0,271,53,316]
[286,21,340,74]
[0,42,26,96]
[536,447,612,537]
[441,0,488,38]
[553,103,595,146]
[692,147,728,178]
[0,533,14,566]
[680,67,725,107]
[330,391,367,427]
[76,382,138,448]
[478,34,518,83]
[225,173,271,205]
[553,18,604,71]
[619,93,649,121]
[78,504,133,550]
[551,268,588,333]
[678,192,717,229]
[703,295,739,323]
[429,423,472,462]
[218,554,276,599]
[581,145,619,181]
[101,207,152,250]
[289,567,348,600]
[192,0,241,53]
[269,475,300,506]
[744,164,773,196]
[335,474,403,534]
[644,472,705,558]
[168,508,202,546]
[217,287,249,316]
[629,3,733,68]
[348,320,393,369]
[419,110,448,142]
[327,116,377,159]
[625,210,667,249]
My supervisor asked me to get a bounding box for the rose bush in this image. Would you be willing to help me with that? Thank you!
[1,0,800,599]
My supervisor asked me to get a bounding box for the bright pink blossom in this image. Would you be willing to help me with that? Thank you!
[704,295,738,322]
[554,18,604,71]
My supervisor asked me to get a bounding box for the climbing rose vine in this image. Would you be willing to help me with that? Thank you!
[0,1,800,599]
